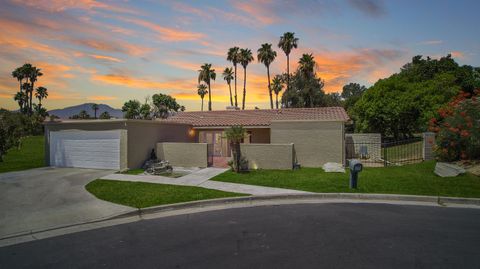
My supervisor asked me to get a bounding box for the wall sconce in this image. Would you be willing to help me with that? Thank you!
[188,128,195,137]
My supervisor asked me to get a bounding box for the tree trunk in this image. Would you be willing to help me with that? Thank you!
[242,67,247,110]
[228,82,233,106]
[94,109,97,119]
[267,65,273,109]
[234,64,238,108]
[201,98,204,111]
[29,81,34,115]
[286,54,290,92]
[276,93,279,109]
[208,82,212,111]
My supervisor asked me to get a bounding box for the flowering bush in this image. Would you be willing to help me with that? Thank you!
[429,90,480,161]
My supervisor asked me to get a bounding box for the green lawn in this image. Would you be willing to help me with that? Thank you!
[0,136,45,173]
[212,161,480,198]
[121,169,145,175]
[86,179,248,208]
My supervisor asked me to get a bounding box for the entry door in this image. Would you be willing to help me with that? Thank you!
[50,130,121,169]
[201,131,225,157]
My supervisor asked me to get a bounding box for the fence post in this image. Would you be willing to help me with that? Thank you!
[422,132,435,161]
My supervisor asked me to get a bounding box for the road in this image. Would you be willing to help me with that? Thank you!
[1,203,480,268]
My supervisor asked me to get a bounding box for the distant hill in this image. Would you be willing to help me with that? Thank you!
[48,103,123,119]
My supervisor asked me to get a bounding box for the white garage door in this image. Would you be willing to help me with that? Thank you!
[50,130,121,169]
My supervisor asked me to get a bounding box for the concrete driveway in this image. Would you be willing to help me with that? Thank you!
[0,167,134,239]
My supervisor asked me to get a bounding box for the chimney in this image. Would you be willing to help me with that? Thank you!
[226,106,239,110]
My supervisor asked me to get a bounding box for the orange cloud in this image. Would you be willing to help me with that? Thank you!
[88,54,124,63]
[120,17,205,42]
[450,51,465,59]
[232,0,279,25]
[88,95,118,101]
[91,73,197,90]
[14,0,140,15]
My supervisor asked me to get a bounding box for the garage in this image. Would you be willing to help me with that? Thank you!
[44,119,195,170]
[49,130,121,169]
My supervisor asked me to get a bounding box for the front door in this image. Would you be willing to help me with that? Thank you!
[201,131,226,157]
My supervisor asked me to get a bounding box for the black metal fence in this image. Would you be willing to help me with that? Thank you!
[346,137,423,167]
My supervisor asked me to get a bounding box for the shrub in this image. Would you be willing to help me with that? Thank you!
[429,90,480,161]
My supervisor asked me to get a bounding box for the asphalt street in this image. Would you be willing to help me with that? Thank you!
[1,203,479,268]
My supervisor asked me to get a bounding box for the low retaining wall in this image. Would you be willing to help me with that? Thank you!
[241,143,294,170]
[157,142,208,168]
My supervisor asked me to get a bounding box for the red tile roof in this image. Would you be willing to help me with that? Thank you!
[166,107,349,127]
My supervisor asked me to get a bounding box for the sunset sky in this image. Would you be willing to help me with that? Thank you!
[0,0,478,111]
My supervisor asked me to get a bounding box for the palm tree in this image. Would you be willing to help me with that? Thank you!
[12,67,26,110]
[35,87,48,110]
[257,43,277,109]
[271,75,284,109]
[239,48,254,110]
[298,53,316,77]
[227,47,240,107]
[278,32,298,92]
[197,84,208,111]
[91,103,99,119]
[225,126,246,172]
[25,65,43,114]
[222,67,234,106]
[198,63,216,111]
[14,91,27,111]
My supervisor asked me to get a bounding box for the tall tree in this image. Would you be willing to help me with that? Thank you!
[14,92,27,111]
[341,83,367,111]
[222,67,234,106]
[34,87,48,110]
[122,100,141,119]
[257,43,277,109]
[99,111,111,119]
[151,93,182,118]
[271,75,284,109]
[11,67,26,111]
[26,66,43,114]
[239,48,254,110]
[197,84,208,111]
[298,53,316,77]
[139,103,151,119]
[278,32,298,93]
[227,47,241,107]
[198,63,216,111]
[91,103,99,119]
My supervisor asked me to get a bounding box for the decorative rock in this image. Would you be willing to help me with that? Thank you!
[143,160,173,175]
[322,162,345,173]
[434,162,466,177]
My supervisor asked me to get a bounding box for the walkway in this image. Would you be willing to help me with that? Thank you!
[101,168,310,196]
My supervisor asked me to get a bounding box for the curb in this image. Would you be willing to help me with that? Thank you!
[116,193,480,219]
[2,193,479,246]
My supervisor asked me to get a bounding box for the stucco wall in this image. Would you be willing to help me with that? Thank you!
[126,121,194,168]
[240,143,294,170]
[270,120,345,167]
[345,133,382,161]
[157,142,208,167]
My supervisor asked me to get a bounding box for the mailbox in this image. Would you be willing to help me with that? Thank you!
[349,159,363,189]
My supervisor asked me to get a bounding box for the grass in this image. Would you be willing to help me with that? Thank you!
[0,136,45,174]
[86,179,248,208]
[212,161,480,198]
[121,169,145,175]
[382,141,423,163]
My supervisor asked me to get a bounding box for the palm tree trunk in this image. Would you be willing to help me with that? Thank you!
[208,83,212,111]
[228,83,233,106]
[201,98,204,111]
[29,81,34,114]
[267,66,273,109]
[242,67,247,110]
[234,64,238,108]
[276,93,279,109]
[286,54,290,92]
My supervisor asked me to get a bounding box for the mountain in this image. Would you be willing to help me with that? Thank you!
[48,103,123,119]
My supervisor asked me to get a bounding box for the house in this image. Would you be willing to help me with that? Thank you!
[44,107,349,170]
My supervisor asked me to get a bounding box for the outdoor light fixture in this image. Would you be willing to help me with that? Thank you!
[349,159,363,189]
[188,129,195,137]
